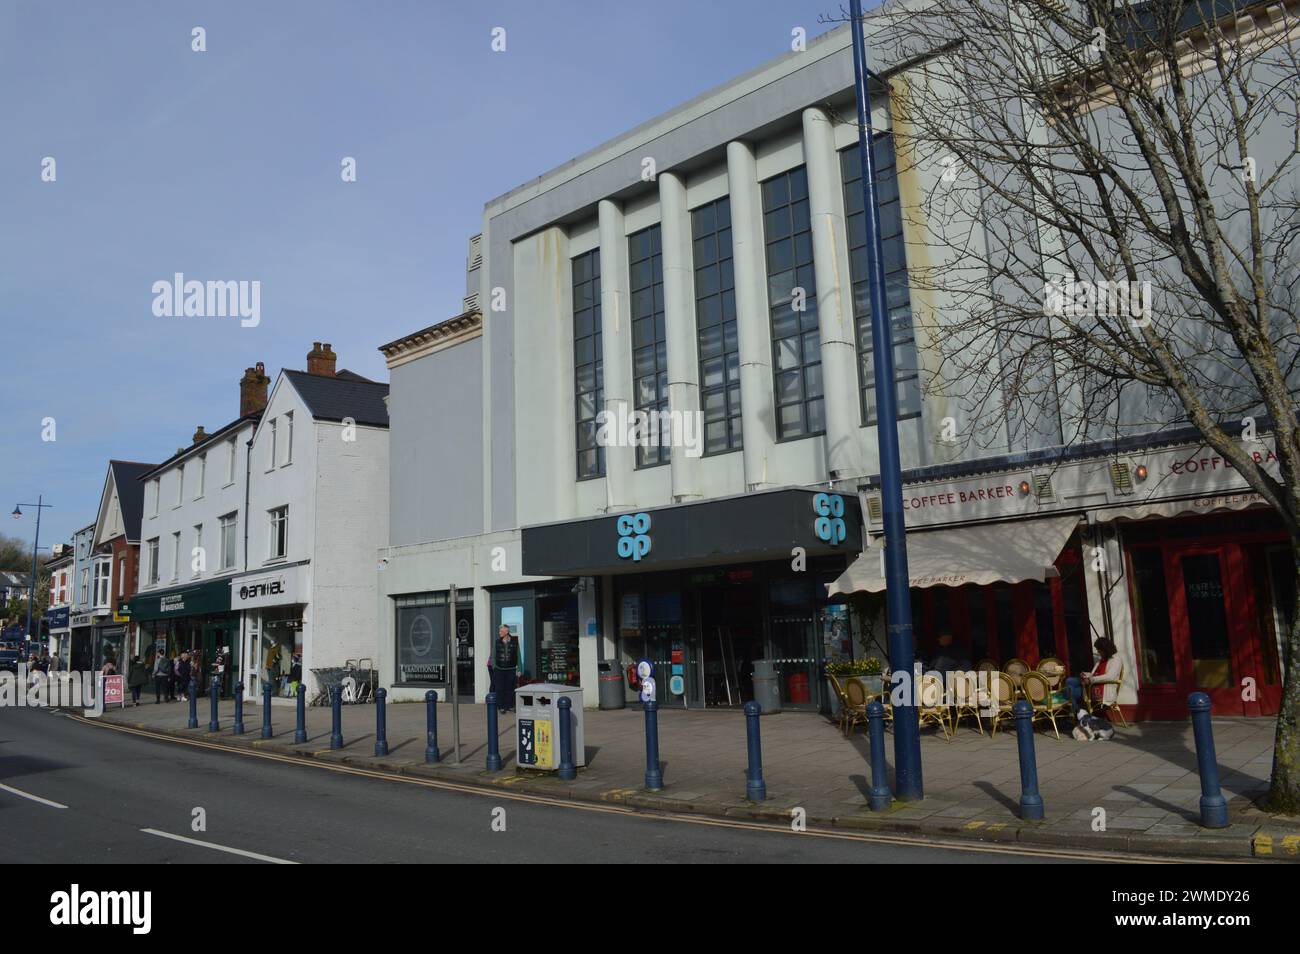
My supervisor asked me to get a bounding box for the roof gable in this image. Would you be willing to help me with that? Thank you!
[283,370,389,428]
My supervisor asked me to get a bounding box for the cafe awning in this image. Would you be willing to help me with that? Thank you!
[827,514,1080,596]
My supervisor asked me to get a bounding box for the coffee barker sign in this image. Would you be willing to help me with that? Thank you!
[813,493,846,545]
[616,513,652,561]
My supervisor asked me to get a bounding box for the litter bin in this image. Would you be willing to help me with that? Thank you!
[751,659,781,714]
[515,683,586,770]
[598,660,626,710]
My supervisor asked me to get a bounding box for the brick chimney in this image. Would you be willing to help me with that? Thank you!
[239,362,270,416]
[192,425,208,444]
[307,342,337,377]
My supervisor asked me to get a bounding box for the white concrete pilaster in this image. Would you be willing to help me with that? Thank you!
[658,171,702,501]
[598,199,635,510]
[725,140,776,491]
[802,106,865,480]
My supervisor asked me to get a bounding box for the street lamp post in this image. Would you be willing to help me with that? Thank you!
[11,495,53,654]
[847,0,923,801]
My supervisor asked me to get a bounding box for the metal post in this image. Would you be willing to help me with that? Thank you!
[1013,700,1044,820]
[208,678,220,731]
[1189,692,1228,829]
[25,495,44,647]
[557,696,576,781]
[261,680,273,739]
[374,687,389,756]
[187,679,198,729]
[425,689,441,763]
[743,700,766,801]
[294,683,307,743]
[866,700,892,811]
[329,686,343,749]
[485,691,503,771]
[233,682,245,734]
[848,0,922,801]
[644,699,663,790]
[450,583,460,764]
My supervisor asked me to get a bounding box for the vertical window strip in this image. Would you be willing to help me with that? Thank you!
[628,224,668,467]
[840,134,922,426]
[572,249,604,479]
[692,197,742,454]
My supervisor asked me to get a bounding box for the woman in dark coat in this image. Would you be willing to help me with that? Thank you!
[491,625,520,712]
[126,656,149,707]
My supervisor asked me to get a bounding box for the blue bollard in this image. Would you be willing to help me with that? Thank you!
[294,683,307,743]
[425,690,441,763]
[1065,676,1084,712]
[866,700,892,811]
[208,679,221,732]
[485,692,503,771]
[233,682,245,734]
[1189,692,1228,829]
[261,681,273,739]
[329,686,344,749]
[374,688,389,757]
[744,700,766,801]
[1013,700,1044,820]
[187,680,198,729]
[557,696,576,781]
[644,699,663,791]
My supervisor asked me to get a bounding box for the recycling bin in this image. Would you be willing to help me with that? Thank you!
[515,683,586,770]
[598,660,626,710]
[751,659,782,714]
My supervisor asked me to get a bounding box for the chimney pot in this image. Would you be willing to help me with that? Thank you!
[192,425,208,444]
[307,341,338,377]
[239,362,271,416]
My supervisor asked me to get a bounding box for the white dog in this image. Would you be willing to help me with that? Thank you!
[1072,706,1115,741]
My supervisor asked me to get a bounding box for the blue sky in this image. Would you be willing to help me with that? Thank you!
[0,1,843,550]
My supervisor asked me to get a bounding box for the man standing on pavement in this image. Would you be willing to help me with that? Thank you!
[152,651,171,704]
[491,624,519,712]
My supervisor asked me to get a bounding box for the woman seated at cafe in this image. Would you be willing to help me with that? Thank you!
[1081,638,1123,706]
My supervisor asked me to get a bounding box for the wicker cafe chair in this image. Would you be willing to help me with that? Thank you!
[1021,670,1070,740]
[917,672,953,741]
[1004,657,1030,688]
[828,673,852,735]
[975,659,998,675]
[1084,669,1129,728]
[1037,656,1066,691]
[988,671,1018,737]
[950,670,985,735]
[842,677,870,737]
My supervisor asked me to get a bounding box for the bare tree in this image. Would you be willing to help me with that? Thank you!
[836,0,1299,809]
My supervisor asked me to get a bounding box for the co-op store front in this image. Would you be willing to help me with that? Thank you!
[520,488,862,711]
[842,432,1293,720]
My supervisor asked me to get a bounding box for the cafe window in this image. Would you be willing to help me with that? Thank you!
[1128,546,1177,685]
[394,590,472,685]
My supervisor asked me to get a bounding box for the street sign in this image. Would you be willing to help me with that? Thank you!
[639,675,657,703]
[668,674,685,696]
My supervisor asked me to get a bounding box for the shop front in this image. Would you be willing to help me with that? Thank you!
[521,488,862,710]
[45,606,70,670]
[392,587,475,696]
[230,563,309,701]
[129,578,239,697]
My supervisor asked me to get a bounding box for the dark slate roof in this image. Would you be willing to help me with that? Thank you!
[139,412,263,481]
[285,371,389,428]
[109,460,156,542]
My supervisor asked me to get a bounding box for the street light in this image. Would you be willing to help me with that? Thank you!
[11,496,52,652]
[848,0,923,800]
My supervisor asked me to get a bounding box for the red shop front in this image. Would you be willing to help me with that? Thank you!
[1122,509,1292,718]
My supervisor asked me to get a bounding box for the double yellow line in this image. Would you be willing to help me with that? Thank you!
[69,714,1234,864]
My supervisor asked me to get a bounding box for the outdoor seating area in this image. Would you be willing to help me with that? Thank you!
[830,656,1125,741]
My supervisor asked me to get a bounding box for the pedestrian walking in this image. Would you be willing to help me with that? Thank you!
[490,624,519,713]
[152,651,171,704]
[177,652,192,702]
[127,656,148,706]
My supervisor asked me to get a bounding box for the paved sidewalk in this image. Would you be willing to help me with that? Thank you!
[82,694,1300,860]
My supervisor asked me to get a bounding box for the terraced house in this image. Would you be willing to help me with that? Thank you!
[377,1,1297,719]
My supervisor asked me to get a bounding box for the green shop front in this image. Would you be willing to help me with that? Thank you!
[129,579,240,696]
[521,488,862,711]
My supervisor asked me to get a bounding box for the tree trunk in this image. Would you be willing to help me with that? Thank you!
[1268,542,1300,813]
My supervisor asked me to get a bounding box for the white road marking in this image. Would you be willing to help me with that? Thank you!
[0,782,68,809]
[140,828,298,864]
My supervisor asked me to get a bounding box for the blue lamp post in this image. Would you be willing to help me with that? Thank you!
[848,0,922,800]
[11,496,52,652]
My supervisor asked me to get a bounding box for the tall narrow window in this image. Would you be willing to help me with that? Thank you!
[268,506,288,560]
[193,525,203,577]
[761,166,823,440]
[573,249,604,479]
[151,479,159,516]
[226,437,237,485]
[146,539,159,585]
[284,412,294,465]
[628,224,668,467]
[840,135,921,425]
[219,513,237,570]
[170,531,181,581]
[195,453,205,498]
[175,465,184,506]
[268,419,278,471]
[692,197,741,454]
[118,557,126,597]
